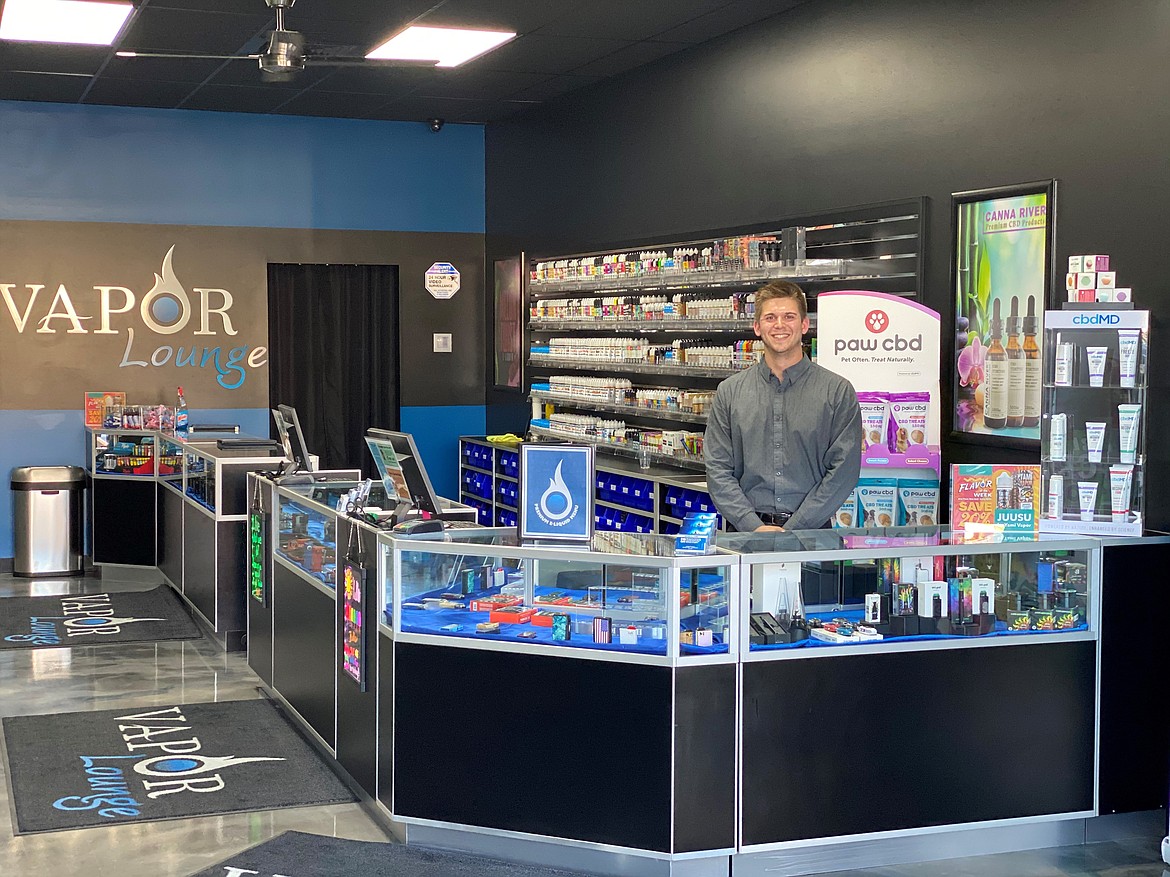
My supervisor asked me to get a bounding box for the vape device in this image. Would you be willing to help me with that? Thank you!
[593,616,612,644]
[551,613,570,641]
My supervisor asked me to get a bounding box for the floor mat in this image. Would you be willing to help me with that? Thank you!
[188,831,588,877]
[0,586,200,649]
[2,698,356,833]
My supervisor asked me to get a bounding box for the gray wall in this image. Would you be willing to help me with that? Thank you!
[485,0,1170,525]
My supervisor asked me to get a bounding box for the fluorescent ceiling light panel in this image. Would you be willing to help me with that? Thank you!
[0,0,133,45]
[367,25,515,68]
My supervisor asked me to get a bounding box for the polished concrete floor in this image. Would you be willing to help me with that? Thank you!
[0,572,1166,877]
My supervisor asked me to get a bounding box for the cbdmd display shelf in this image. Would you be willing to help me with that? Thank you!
[1040,309,1148,536]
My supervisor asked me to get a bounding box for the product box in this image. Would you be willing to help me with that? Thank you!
[856,477,898,528]
[1077,289,1097,302]
[530,610,557,627]
[1113,287,1132,302]
[1006,610,1032,632]
[1068,256,1084,273]
[1030,609,1056,631]
[832,488,859,529]
[618,625,640,645]
[1095,288,1114,303]
[489,606,536,625]
[470,595,522,613]
[1065,272,1078,291]
[918,580,948,618]
[1053,609,1079,630]
[897,478,940,526]
[1077,272,1097,290]
[949,464,1041,535]
[864,593,884,624]
[1097,271,1116,289]
[1082,255,1110,272]
[971,577,996,616]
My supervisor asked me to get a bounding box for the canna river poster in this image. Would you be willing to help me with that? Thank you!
[952,182,1055,443]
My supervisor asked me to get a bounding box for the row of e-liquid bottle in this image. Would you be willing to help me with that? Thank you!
[544,376,715,413]
[981,295,1042,429]
[540,337,762,368]
[530,292,754,322]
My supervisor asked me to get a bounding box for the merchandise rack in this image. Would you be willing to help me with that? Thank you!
[526,201,925,475]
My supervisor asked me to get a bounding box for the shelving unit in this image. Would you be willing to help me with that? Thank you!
[526,202,925,479]
[459,437,520,527]
[1040,309,1148,536]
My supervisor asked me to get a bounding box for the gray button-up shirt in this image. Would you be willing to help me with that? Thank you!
[704,357,862,531]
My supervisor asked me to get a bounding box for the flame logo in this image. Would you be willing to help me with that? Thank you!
[64,615,166,635]
[142,245,190,331]
[539,461,574,522]
[133,753,284,778]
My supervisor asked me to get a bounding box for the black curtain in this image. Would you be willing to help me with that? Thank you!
[267,264,399,475]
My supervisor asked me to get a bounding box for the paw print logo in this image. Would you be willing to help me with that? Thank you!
[865,309,889,334]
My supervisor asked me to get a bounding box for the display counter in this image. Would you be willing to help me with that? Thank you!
[87,427,164,567]
[257,519,1162,876]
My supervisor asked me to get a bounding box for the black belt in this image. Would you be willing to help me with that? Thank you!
[757,511,792,526]
[757,511,833,530]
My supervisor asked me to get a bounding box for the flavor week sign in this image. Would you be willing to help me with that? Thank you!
[949,464,1041,536]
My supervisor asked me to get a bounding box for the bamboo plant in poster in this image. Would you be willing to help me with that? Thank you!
[952,181,1056,445]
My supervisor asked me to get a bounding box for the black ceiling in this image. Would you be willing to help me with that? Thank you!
[0,0,805,123]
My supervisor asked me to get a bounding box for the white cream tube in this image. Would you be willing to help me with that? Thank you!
[1109,465,1134,522]
[1118,404,1141,464]
[1047,474,1064,520]
[1118,329,1140,388]
[1085,421,1107,463]
[1078,480,1098,522]
[1049,413,1067,462]
[1086,346,1108,387]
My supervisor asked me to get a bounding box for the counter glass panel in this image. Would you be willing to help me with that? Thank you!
[275,482,358,590]
[89,429,157,477]
[722,527,1098,652]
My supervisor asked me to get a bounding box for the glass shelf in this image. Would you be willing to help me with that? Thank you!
[529,318,756,332]
[528,355,746,379]
[530,392,708,425]
[529,258,901,298]
[529,425,705,472]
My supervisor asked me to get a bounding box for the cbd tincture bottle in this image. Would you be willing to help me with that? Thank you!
[1006,296,1025,428]
[1022,295,1042,428]
[983,299,1009,429]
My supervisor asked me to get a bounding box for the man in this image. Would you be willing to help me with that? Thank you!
[704,281,861,531]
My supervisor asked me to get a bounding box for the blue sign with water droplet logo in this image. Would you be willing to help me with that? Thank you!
[519,444,594,541]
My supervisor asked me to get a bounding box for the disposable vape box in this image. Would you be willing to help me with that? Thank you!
[1068,256,1084,273]
[971,578,995,616]
[695,628,713,647]
[618,625,639,645]
[1007,610,1032,632]
[1030,609,1056,631]
[1077,272,1097,290]
[918,581,948,618]
[1053,609,1079,630]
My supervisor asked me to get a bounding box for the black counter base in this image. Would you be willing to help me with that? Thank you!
[741,641,1096,846]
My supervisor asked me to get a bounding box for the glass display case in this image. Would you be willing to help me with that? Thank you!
[87,427,157,477]
[274,482,357,590]
[380,529,739,660]
[1040,310,1148,535]
[185,446,217,513]
[722,527,1099,654]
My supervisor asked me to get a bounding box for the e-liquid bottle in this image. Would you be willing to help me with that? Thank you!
[1022,295,1042,428]
[983,299,1009,429]
[1006,296,1025,428]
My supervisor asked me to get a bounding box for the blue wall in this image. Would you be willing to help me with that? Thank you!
[401,405,487,501]
[0,101,487,560]
[0,101,484,232]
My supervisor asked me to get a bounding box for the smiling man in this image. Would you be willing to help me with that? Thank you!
[704,281,861,532]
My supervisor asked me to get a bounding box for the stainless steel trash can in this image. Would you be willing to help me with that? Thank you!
[11,466,85,577]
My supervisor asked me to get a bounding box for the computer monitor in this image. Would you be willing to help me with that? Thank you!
[364,429,442,518]
[275,404,315,473]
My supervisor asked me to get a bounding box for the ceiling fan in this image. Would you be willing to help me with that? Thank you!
[116,0,427,81]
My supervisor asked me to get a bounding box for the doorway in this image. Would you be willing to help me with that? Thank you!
[267,263,399,475]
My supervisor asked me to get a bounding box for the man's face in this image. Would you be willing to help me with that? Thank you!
[753,296,809,358]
